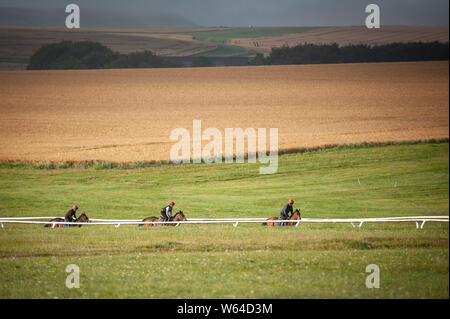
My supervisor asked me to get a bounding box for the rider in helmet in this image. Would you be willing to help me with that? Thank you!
[279,200,294,226]
[161,201,175,222]
[64,205,78,227]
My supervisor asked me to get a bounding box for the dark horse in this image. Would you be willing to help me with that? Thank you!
[139,210,187,227]
[262,209,301,226]
[44,213,90,228]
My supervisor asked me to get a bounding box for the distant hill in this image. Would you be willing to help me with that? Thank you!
[230,25,450,55]
[0,26,216,70]
[0,6,199,28]
[1,24,448,70]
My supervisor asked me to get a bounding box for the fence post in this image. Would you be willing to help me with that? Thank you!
[233,222,239,227]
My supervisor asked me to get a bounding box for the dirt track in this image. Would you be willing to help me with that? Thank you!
[0,61,448,162]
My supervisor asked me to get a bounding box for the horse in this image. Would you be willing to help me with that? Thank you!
[44,213,90,228]
[74,213,90,227]
[139,210,187,227]
[166,211,187,226]
[139,216,161,227]
[262,209,301,226]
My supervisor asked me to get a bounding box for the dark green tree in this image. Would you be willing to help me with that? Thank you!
[27,41,183,70]
[191,56,215,67]
[249,53,267,65]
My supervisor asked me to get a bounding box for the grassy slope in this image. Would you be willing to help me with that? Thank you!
[0,142,448,298]
[173,27,319,57]
[0,142,447,219]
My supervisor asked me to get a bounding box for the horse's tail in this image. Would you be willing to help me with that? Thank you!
[261,221,267,226]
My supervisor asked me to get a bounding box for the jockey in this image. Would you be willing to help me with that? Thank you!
[64,205,78,227]
[161,201,175,221]
[279,200,294,226]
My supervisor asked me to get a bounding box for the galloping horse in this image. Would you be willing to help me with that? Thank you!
[44,213,90,228]
[262,209,301,226]
[73,213,90,227]
[166,211,187,226]
[139,211,187,227]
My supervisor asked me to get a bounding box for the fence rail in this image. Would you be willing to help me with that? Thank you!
[0,216,448,229]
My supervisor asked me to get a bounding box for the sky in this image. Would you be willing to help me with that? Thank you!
[0,0,448,27]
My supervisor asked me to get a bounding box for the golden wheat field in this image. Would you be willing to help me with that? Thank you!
[0,61,448,163]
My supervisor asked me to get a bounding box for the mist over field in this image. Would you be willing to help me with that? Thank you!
[0,0,448,27]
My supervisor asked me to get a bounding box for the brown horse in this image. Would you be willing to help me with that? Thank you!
[44,213,90,228]
[139,216,161,227]
[139,211,187,227]
[73,213,90,227]
[262,209,301,226]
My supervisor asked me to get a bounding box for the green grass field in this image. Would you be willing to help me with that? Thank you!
[178,27,319,43]
[174,27,319,57]
[0,142,448,298]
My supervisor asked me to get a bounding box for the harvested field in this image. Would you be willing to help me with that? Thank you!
[0,61,448,163]
[230,26,450,55]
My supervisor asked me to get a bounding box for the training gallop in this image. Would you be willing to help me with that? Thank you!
[140,211,187,226]
[262,209,301,226]
[45,213,90,228]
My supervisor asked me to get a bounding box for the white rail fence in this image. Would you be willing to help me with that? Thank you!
[0,216,448,229]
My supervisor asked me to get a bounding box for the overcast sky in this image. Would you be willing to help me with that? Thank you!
[0,0,448,27]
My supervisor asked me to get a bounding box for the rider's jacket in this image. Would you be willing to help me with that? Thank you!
[280,204,293,218]
[64,209,77,221]
[161,205,173,218]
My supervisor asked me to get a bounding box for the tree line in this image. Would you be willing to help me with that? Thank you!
[250,41,449,65]
[27,40,449,70]
[27,41,216,70]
